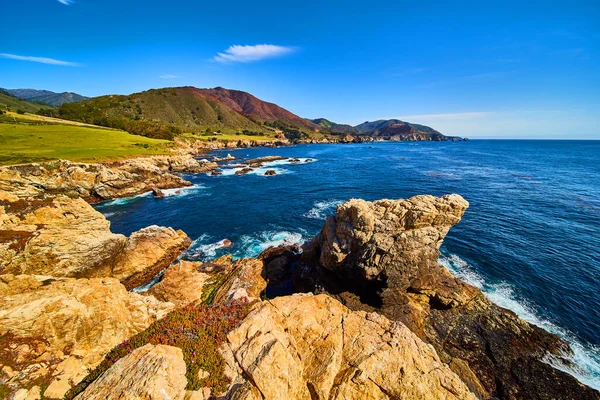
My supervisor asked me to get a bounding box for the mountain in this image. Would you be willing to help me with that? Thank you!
[5,88,88,106]
[54,86,458,142]
[56,87,319,140]
[0,89,51,113]
[188,87,318,131]
[355,119,461,141]
[310,118,359,135]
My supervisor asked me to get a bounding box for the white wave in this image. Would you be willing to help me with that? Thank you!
[236,230,305,259]
[160,184,206,197]
[439,253,600,390]
[98,191,152,207]
[218,166,290,176]
[304,199,344,220]
[187,236,231,259]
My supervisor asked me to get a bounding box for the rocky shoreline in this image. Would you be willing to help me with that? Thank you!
[0,151,598,399]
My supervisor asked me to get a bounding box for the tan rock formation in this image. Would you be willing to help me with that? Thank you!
[221,294,477,400]
[148,255,267,306]
[73,344,189,400]
[0,274,174,398]
[0,156,217,202]
[302,195,600,399]
[0,196,190,289]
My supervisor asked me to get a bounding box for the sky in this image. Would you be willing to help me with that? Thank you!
[1,0,599,139]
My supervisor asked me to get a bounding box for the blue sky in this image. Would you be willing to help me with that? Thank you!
[1,0,599,138]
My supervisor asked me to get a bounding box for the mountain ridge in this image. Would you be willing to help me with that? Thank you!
[5,88,88,106]
[44,86,462,142]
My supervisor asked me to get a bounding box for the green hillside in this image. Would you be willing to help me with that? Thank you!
[0,90,51,113]
[0,112,171,165]
[55,88,277,140]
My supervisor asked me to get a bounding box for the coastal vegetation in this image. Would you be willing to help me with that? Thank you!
[0,112,171,165]
[65,300,252,399]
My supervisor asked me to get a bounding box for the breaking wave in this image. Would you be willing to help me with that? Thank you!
[160,184,207,197]
[304,199,344,220]
[439,253,600,390]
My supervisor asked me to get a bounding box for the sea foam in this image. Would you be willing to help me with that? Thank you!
[304,199,344,220]
[440,253,600,390]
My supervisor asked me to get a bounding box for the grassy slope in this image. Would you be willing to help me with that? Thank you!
[0,112,172,165]
[58,88,277,137]
[0,92,51,114]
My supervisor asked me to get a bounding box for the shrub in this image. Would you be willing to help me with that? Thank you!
[64,300,252,399]
[16,109,25,115]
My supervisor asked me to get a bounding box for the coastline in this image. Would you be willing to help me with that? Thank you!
[1,141,599,399]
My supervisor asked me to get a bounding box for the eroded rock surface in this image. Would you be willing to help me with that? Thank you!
[0,274,174,399]
[301,195,600,399]
[148,255,267,306]
[73,344,190,400]
[221,294,477,400]
[0,195,190,289]
[0,156,217,202]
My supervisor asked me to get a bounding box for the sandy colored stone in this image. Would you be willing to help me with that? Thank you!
[221,294,477,400]
[148,260,211,306]
[74,344,187,400]
[0,274,174,398]
[0,196,190,289]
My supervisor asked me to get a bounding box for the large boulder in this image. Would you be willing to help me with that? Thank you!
[73,344,192,400]
[302,195,600,399]
[148,255,267,306]
[0,196,191,289]
[0,274,174,399]
[220,294,477,400]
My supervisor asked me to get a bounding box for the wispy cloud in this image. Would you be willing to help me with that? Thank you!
[57,0,73,4]
[0,53,80,66]
[214,44,295,63]
[160,74,178,79]
[397,112,492,120]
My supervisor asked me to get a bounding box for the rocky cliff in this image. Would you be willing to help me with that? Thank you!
[299,195,600,399]
[1,157,598,399]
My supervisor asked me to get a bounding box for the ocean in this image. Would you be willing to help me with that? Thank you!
[95,140,600,388]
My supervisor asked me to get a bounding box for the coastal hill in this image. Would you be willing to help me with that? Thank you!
[0,89,52,113]
[48,86,461,142]
[3,88,88,107]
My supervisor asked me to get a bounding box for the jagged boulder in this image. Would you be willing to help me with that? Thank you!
[0,274,174,399]
[0,195,191,289]
[302,195,600,399]
[220,294,477,400]
[73,344,192,400]
[148,255,267,306]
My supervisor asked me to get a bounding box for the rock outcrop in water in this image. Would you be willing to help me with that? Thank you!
[0,194,190,289]
[2,151,599,400]
[299,195,600,399]
[0,156,217,203]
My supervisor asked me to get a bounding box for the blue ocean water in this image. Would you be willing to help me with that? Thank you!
[95,140,600,388]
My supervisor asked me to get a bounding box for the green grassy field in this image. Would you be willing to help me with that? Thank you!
[181,132,276,142]
[0,120,172,165]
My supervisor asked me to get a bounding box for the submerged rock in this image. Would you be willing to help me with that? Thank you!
[242,156,287,167]
[0,274,173,398]
[235,167,254,175]
[300,195,600,399]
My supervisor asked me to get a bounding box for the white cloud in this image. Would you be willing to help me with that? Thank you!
[160,74,178,79]
[57,0,73,4]
[0,53,80,66]
[214,44,294,63]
